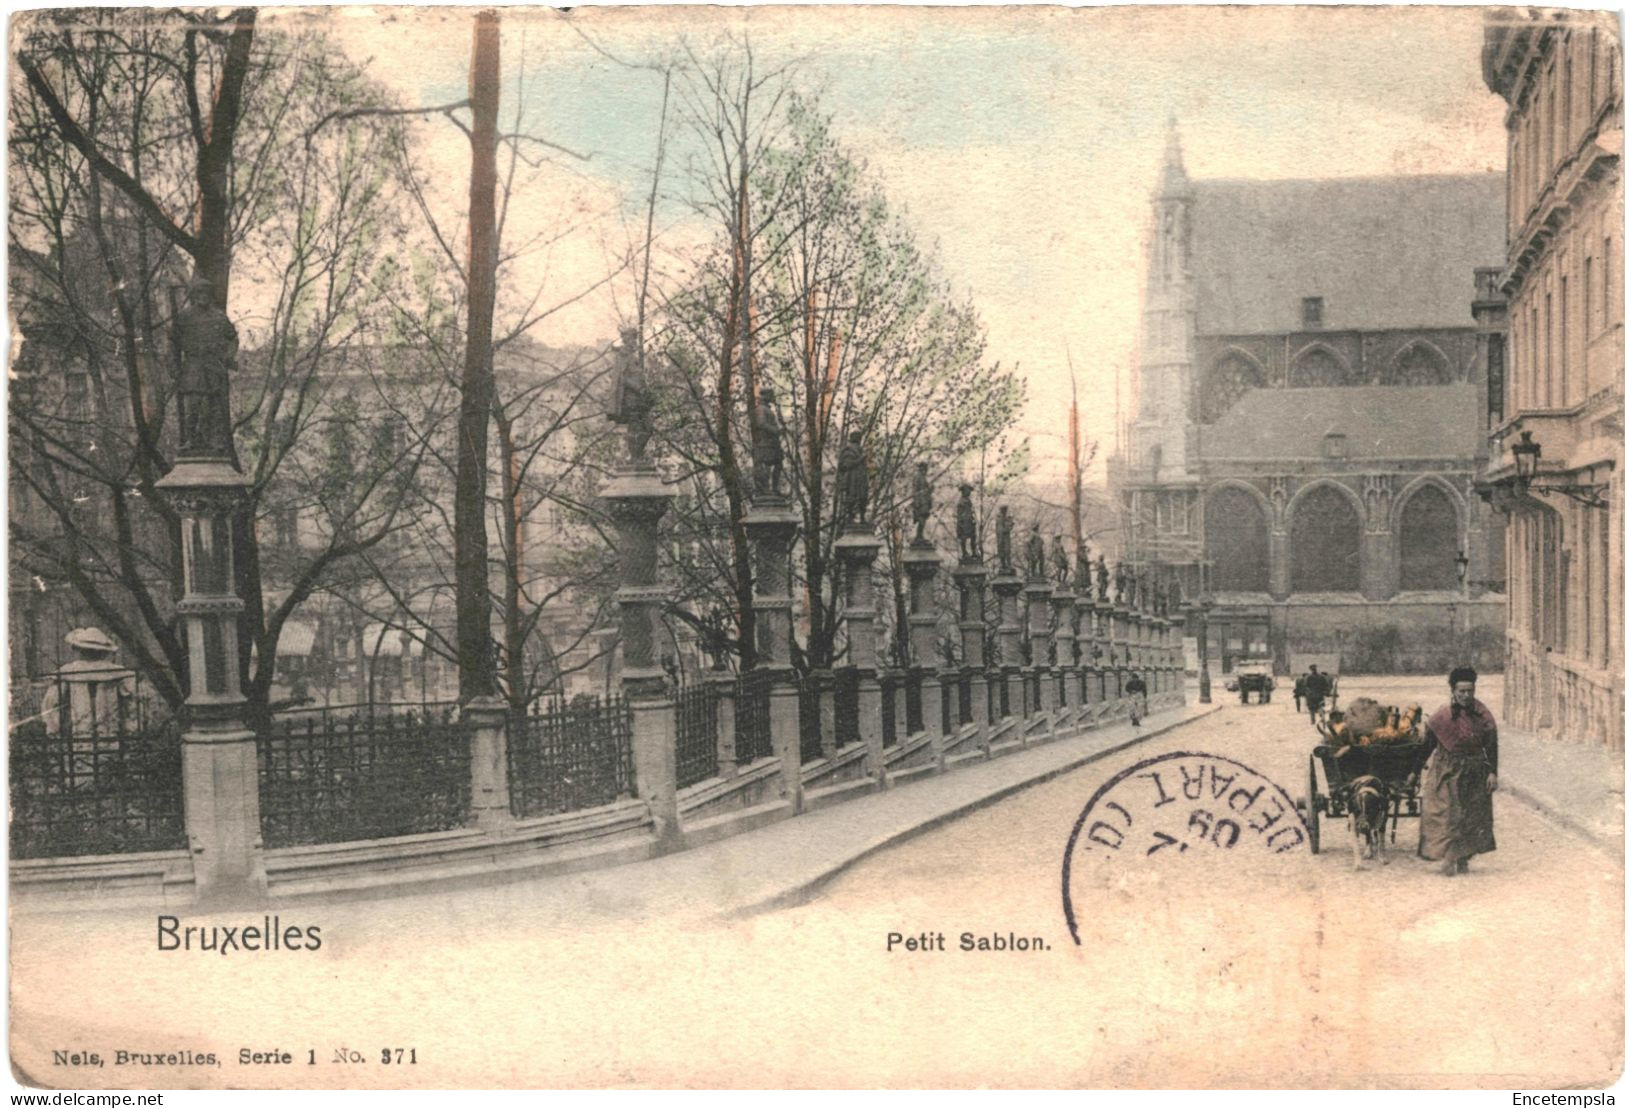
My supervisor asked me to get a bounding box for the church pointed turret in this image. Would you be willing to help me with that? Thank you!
[1160,114,1193,199]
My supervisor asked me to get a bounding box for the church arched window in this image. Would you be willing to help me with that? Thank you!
[1290,485,1361,592]
[1292,346,1350,387]
[1384,342,1454,386]
[1397,484,1460,590]
[1201,353,1265,422]
[1204,486,1269,592]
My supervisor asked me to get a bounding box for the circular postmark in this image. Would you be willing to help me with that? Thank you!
[1061,750,1310,945]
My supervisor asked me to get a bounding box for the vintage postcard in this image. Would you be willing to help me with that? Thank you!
[7,2,1624,1091]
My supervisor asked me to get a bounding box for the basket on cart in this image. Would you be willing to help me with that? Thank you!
[1294,710,1430,855]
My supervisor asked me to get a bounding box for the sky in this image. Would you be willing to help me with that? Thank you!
[293,4,1513,483]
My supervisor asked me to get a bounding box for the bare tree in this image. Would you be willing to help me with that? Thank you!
[656,85,1025,672]
[10,11,424,725]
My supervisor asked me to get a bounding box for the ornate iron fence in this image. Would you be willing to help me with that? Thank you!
[9,715,186,859]
[1058,666,1068,707]
[675,682,719,789]
[958,671,974,727]
[506,695,635,819]
[834,667,860,748]
[999,670,1012,718]
[904,668,924,736]
[799,672,824,762]
[258,707,474,848]
[735,668,774,765]
[940,674,954,736]
[880,673,898,747]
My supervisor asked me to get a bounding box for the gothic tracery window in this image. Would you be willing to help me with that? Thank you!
[1205,486,1269,593]
[1397,484,1460,591]
[1290,484,1361,592]
[1384,342,1453,386]
[1292,346,1350,387]
[1201,353,1265,422]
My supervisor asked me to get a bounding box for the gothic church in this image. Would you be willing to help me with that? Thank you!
[1111,126,1509,674]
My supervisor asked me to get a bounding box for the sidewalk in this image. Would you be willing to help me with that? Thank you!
[1498,724,1625,850]
[336,698,1223,933]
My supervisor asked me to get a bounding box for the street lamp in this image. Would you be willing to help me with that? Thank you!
[1196,596,1214,704]
[1511,429,1541,488]
[1509,429,1609,508]
[1456,548,1471,643]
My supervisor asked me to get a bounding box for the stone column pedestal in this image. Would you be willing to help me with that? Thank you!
[602,463,680,849]
[461,695,513,826]
[953,561,991,754]
[990,572,1024,732]
[835,528,885,783]
[157,458,267,906]
[1051,589,1075,722]
[1023,579,1053,736]
[706,668,739,780]
[745,493,802,810]
[902,541,946,768]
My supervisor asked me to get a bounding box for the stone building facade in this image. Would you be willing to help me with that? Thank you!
[1110,128,1508,675]
[1480,11,1622,749]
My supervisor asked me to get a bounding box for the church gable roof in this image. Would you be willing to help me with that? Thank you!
[1197,384,1480,461]
[1190,174,1505,335]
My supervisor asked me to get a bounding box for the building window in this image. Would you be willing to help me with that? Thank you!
[1322,433,1348,459]
[1301,297,1324,329]
[1200,352,1266,422]
[1586,255,1595,338]
[1545,291,1554,406]
[1292,346,1350,388]
[1290,485,1362,593]
[1487,334,1505,428]
[1384,341,1452,386]
[1529,304,1539,407]
[1397,484,1460,591]
[1204,487,1269,593]
[1591,29,1600,116]
[273,505,298,547]
[1563,45,1574,158]
[1606,238,1615,325]
[1560,275,1570,405]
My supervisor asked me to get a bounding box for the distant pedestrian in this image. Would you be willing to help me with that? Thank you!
[39,628,139,741]
[1293,675,1306,713]
[1415,665,1497,877]
[1303,665,1331,721]
[1124,672,1148,727]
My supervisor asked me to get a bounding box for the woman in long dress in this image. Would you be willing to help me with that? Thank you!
[1415,665,1498,876]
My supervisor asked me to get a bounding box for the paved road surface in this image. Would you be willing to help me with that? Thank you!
[11,677,1623,1088]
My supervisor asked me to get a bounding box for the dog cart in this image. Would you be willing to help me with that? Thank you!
[1296,727,1429,855]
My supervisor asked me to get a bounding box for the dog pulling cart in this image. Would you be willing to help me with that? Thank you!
[1296,711,1430,856]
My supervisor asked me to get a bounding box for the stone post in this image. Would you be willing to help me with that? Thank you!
[990,571,1024,729]
[902,540,945,766]
[1023,576,1053,736]
[953,561,991,754]
[602,463,680,850]
[1075,596,1094,723]
[461,697,512,826]
[1052,588,1076,727]
[707,667,739,780]
[745,493,803,810]
[1102,603,1122,715]
[815,669,837,761]
[836,530,886,784]
[156,459,267,905]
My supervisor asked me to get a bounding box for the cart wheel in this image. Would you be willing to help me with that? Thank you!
[1305,757,1321,854]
